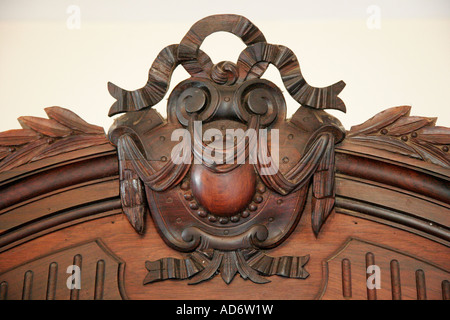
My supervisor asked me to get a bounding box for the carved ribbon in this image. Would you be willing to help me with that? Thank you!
[143,251,208,284]
[177,14,268,78]
[107,14,346,117]
[237,43,346,112]
[243,249,310,279]
[143,249,310,285]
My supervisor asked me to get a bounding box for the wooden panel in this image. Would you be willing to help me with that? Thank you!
[0,197,448,300]
[319,238,450,300]
[0,178,119,233]
[0,239,126,300]
[336,175,449,226]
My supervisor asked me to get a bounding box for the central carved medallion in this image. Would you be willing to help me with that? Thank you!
[190,164,256,217]
[107,14,346,285]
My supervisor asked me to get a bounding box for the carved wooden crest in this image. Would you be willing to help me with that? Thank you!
[107,14,346,285]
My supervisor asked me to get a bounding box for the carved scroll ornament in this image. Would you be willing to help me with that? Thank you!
[107,14,346,285]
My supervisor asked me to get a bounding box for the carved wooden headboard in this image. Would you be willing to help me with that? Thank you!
[0,14,448,300]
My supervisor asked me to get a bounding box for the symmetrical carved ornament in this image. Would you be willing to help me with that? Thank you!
[107,14,346,285]
[0,15,448,288]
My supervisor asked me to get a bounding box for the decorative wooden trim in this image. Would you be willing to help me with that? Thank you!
[0,14,448,299]
[0,107,108,174]
[143,249,309,285]
[0,239,127,300]
[107,14,346,116]
[106,14,349,285]
[0,199,122,253]
[335,152,449,204]
[335,197,450,243]
[347,106,450,168]
[317,237,450,300]
[0,153,118,211]
[0,118,120,252]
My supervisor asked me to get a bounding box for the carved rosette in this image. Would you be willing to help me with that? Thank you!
[107,14,346,285]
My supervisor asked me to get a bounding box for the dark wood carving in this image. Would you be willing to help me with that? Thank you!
[107,15,345,116]
[144,249,309,285]
[0,14,448,300]
[107,14,346,285]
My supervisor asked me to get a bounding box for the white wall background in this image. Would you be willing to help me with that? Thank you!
[0,0,449,132]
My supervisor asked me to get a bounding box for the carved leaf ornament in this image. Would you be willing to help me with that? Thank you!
[0,107,107,173]
[348,105,450,168]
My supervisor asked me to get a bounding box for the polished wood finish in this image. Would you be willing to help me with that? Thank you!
[190,163,256,217]
[0,107,107,174]
[347,105,449,167]
[0,14,448,299]
[0,239,125,300]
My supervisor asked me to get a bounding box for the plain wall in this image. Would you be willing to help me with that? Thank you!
[0,0,449,132]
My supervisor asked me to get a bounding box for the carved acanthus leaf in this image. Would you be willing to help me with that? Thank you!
[347,106,450,168]
[415,126,450,145]
[387,116,436,136]
[0,107,108,173]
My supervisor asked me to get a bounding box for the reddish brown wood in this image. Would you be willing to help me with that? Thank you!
[390,260,402,300]
[1,204,448,300]
[0,14,449,299]
[319,237,449,300]
[190,163,256,216]
[336,153,450,204]
[0,129,40,146]
[0,154,118,211]
[341,258,352,298]
[347,105,450,167]
[0,239,126,300]
[0,107,108,174]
